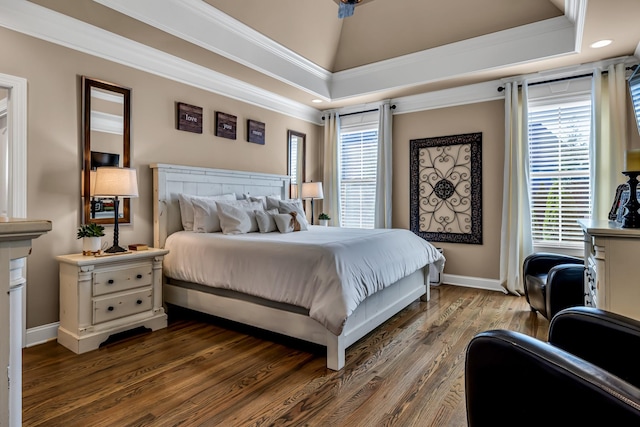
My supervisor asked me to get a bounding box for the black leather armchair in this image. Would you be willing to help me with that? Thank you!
[465,307,640,426]
[523,252,585,319]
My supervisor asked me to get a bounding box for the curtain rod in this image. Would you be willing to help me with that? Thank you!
[321,104,396,120]
[497,65,637,92]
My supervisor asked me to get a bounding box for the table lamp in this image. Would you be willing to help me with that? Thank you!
[301,182,324,225]
[93,167,139,252]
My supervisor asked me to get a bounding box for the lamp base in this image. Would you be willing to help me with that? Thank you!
[104,245,127,254]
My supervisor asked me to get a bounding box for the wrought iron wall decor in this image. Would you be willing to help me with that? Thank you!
[410,132,482,244]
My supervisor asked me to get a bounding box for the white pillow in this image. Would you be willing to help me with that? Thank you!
[192,198,248,233]
[255,209,279,233]
[216,201,263,234]
[178,193,236,231]
[278,199,309,229]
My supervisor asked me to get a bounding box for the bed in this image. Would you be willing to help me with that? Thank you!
[151,163,445,370]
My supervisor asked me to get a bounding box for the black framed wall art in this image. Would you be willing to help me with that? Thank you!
[410,132,483,244]
[247,119,265,145]
[176,102,203,133]
[215,112,237,140]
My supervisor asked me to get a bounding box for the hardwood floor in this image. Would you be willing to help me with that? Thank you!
[22,285,549,427]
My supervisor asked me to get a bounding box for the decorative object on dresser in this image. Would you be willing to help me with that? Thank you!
[620,149,640,228]
[578,219,640,322]
[56,248,169,354]
[215,111,237,140]
[76,223,105,256]
[302,182,323,225]
[410,132,483,244]
[176,102,203,134]
[128,243,148,251]
[92,167,139,253]
[247,119,265,144]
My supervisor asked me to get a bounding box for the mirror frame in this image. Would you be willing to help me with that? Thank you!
[287,130,306,186]
[82,76,131,225]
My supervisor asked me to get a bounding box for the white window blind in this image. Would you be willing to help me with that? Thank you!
[528,96,592,248]
[289,141,298,185]
[339,128,378,228]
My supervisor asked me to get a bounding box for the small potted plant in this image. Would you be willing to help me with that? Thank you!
[318,213,331,226]
[77,223,105,255]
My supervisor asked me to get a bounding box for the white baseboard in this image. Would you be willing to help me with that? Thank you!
[25,322,59,348]
[441,274,507,294]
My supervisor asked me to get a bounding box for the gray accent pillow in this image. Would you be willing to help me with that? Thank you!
[255,209,279,233]
[274,213,294,233]
[190,195,241,233]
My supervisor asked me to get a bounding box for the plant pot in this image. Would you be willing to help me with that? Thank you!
[319,219,329,227]
[82,236,102,256]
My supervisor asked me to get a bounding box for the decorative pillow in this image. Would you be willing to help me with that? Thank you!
[274,213,294,233]
[255,209,279,233]
[265,195,283,210]
[278,199,309,229]
[178,193,236,231]
[192,198,250,233]
[216,201,263,234]
[274,211,308,233]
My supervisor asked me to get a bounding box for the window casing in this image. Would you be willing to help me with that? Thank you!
[339,120,378,229]
[528,94,592,250]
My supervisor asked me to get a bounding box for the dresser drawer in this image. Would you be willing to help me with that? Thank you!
[93,287,153,324]
[93,263,152,296]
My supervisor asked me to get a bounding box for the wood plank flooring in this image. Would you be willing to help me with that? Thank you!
[22,285,549,427]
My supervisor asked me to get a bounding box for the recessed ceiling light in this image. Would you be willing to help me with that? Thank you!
[311,99,323,103]
[590,39,612,48]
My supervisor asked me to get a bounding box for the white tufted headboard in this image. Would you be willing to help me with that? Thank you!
[150,163,290,248]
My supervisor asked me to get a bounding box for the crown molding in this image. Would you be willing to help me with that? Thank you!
[0,0,322,124]
[95,0,333,100]
[97,0,585,102]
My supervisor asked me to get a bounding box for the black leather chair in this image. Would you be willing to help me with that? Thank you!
[523,252,585,320]
[465,307,640,426]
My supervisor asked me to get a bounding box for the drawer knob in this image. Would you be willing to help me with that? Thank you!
[107,306,114,311]
[108,279,114,284]
[136,299,143,305]
[136,274,143,279]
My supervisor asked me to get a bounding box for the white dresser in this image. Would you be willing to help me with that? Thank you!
[57,248,168,353]
[578,219,640,321]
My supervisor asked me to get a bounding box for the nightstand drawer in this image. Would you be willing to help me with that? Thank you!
[93,263,152,296]
[93,287,153,324]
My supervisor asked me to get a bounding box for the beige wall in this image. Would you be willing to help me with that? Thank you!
[393,101,505,280]
[0,27,322,328]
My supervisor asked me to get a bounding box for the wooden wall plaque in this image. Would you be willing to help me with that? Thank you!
[247,119,265,145]
[176,102,203,133]
[215,112,237,140]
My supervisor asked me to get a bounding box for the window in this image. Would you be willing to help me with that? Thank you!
[528,95,592,249]
[339,125,378,228]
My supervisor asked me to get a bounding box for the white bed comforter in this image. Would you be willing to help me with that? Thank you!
[163,226,445,335]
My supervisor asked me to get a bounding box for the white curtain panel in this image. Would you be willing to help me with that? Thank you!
[375,102,393,228]
[499,81,533,295]
[323,111,342,226]
[590,63,628,220]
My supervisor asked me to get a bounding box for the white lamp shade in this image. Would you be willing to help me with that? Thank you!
[301,182,323,200]
[93,167,139,198]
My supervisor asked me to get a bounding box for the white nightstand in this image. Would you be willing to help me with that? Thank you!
[56,248,169,354]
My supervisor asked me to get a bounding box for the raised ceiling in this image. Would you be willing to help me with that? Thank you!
[13,0,640,115]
